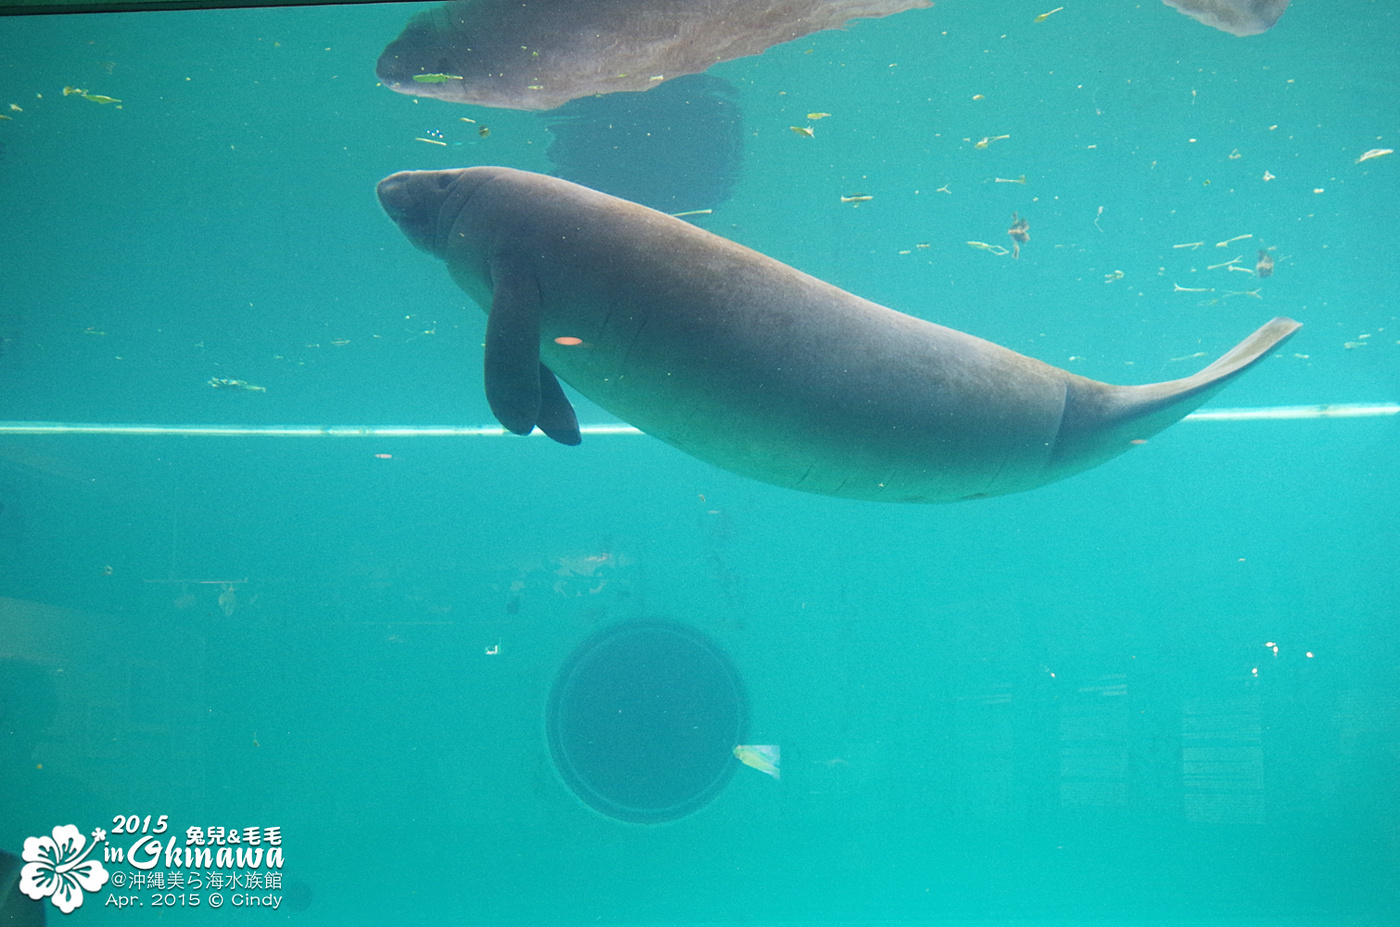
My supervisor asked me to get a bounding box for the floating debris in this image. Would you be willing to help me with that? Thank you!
[208,377,266,392]
[840,194,873,204]
[994,176,1026,184]
[1173,284,1213,292]
[415,136,448,146]
[807,112,831,120]
[412,73,464,83]
[1173,241,1205,250]
[1216,233,1251,247]
[975,134,1010,149]
[63,86,120,104]
[669,208,713,218]
[1034,6,1063,22]
[1256,250,1275,278]
[1104,270,1125,283]
[1356,148,1392,164]
[1207,256,1242,270]
[968,241,1011,255]
[789,125,814,138]
[1007,212,1029,259]
[733,744,780,779]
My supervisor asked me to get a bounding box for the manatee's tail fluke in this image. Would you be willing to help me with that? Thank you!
[1050,316,1301,473]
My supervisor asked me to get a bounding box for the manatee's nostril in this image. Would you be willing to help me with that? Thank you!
[435,173,454,192]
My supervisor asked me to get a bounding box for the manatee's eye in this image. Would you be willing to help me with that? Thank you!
[434,173,455,192]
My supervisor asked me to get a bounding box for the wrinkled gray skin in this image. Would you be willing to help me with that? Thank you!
[1162,0,1289,35]
[376,0,930,111]
[378,167,1300,504]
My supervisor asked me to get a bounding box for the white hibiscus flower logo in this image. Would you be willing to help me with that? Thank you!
[20,825,109,914]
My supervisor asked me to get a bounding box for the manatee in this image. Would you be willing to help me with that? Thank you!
[1161,0,1289,35]
[377,166,1300,503]
[375,0,930,111]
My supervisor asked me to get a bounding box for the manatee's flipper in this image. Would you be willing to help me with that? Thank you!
[1051,316,1301,472]
[484,255,543,435]
[536,364,582,446]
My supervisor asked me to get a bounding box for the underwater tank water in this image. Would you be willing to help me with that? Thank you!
[0,0,1396,925]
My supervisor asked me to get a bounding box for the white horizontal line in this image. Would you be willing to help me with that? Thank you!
[0,421,647,436]
[0,403,1392,437]
[1182,402,1400,421]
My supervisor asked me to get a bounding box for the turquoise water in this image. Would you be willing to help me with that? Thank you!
[0,0,1396,924]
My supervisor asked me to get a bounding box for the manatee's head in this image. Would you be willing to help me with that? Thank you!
[375,4,477,104]
[377,168,498,257]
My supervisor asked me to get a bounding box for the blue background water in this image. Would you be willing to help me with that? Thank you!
[0,0,1396,924]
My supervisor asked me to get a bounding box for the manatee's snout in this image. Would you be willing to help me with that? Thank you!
[377,169,466,255]
[377,171,438,254]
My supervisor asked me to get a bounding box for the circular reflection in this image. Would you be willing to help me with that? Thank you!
[546,620,747,823]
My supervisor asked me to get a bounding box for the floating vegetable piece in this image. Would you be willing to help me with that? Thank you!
[63,86,120,104]
[1034,6,1063,23]
[968,241,1010,255]
[413,72,464,82]
[1356,148,1393,164]
[1160,0,1289,36]
[376,0,930,111]
[974,134,1009,149]
[840,194,873,204]
[790,125,814,138]
[807,112,831,120]
[1255,249,1274,278]
[734,744,780,779]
